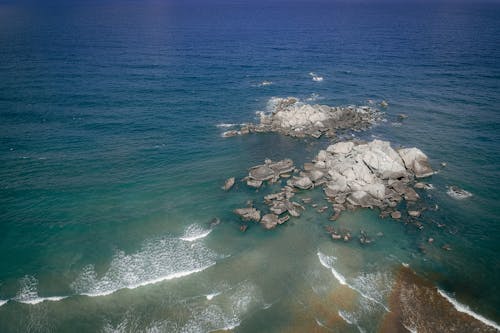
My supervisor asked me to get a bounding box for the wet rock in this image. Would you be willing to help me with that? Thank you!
[234,207,261,222]
[239,225,248,232]
[222,177,235,191]
[408,210,421,218]
[391,211,402,219]
[261,214,279,229]
[249,165,275,181]
[246,179,263,188]
[446,186,472,200]
[278,215,290,225]
[398,147,434,178]
[222,130,239,138]
[288,175,313,190]
[380,100,389,108]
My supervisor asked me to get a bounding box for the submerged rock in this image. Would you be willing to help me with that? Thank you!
[446,186,472,200]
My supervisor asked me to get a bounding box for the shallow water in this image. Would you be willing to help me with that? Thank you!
[1,1,499,332]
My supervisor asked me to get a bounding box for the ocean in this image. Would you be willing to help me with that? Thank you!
[0,1,499,332]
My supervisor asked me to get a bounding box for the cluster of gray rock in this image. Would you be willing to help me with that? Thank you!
[230,139,435,231]
[223,97,382,139]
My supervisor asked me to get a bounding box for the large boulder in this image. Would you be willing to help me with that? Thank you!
[249,165,275,181]
[289,176,313,190]
[398,148,434,178]
[327,142,354,155]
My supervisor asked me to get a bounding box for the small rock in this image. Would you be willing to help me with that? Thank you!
[428,237,434,243]
[442,244,452,251]
[446,186,472,200]
[247,179,263,188]
[391,211,402,219]
[240,225,248,232]
[222,130,239,138]
[222,177,235,191]
[209,217,221,227]
[380,100,389,108]
[408,210,421,218]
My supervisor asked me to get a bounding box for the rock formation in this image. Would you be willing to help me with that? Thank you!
[223,97,382,139]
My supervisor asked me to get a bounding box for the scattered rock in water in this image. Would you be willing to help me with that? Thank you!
[380,100,389,108]
[428,237,434,243]
[278,215,290,225]
[415,182,434,190]
[408,210,421,218]
[260,214,280,230]
[301,197,312,204]
[233,207,261,222]
[391,211,402,219]
[440,162,447,168]
[240,225,248,232]
[446,186,472,200]
[398,113,408,120]
[222,177,235,191]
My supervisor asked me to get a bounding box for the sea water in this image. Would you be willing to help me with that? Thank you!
[0,1,499,332]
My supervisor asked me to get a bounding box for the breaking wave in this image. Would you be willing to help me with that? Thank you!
[180,224,212,242]
[437,289,500,331]
[71,237,219,297]
[12,275,67,305]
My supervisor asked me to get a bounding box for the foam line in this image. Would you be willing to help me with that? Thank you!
[437,289,500,331]
[180,229,212,242]
[81,263,216,297]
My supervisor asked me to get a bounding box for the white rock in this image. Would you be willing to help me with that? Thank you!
[398,148,434,178]
[327,142,354,155]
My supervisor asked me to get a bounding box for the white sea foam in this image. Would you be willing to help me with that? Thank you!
[180,224,212,242]
[317,254,390,312]
[12,275,68,305]
[338,310,353,325]
[216,123,238,128]
[0,300,7,306]
[258,80,273,86]
[403,324,418,333]
[437,289,500,331]
[71,237,219,297]
[206,292,221,300]
[317,251,337,269]
[309,72,324,82]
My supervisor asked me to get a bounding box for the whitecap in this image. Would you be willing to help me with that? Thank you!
[258,81,273,86]
[0,300,7,307]
[216,123,238,128]
[338,310,353,325]
[317,251,337,269]
[317,257,390,312]
[180,224,212,242]
[12,275,68,305]
[206,292,221,300]
[437,289,500,331]
[309,72,324,82]
[71,237,219,297]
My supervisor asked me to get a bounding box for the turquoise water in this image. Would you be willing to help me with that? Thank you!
[0,1,499,332]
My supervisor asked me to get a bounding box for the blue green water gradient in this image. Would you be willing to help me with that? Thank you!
[0,1,499,332]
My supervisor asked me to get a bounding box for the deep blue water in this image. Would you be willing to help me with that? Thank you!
[0,1,499,332]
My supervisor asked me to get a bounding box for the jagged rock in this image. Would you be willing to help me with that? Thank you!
[398,148,434,178]
[223,130,239,138]
[249,165,274,181]
[234,97,381,138]
[234,208,261,222]
[278,215,290,224]
[289,176,313,190]
[309,169,325,182]
[261,214,279,229]
[327,141,354,155]
[246,179,263,188]
[222,177,235,191]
